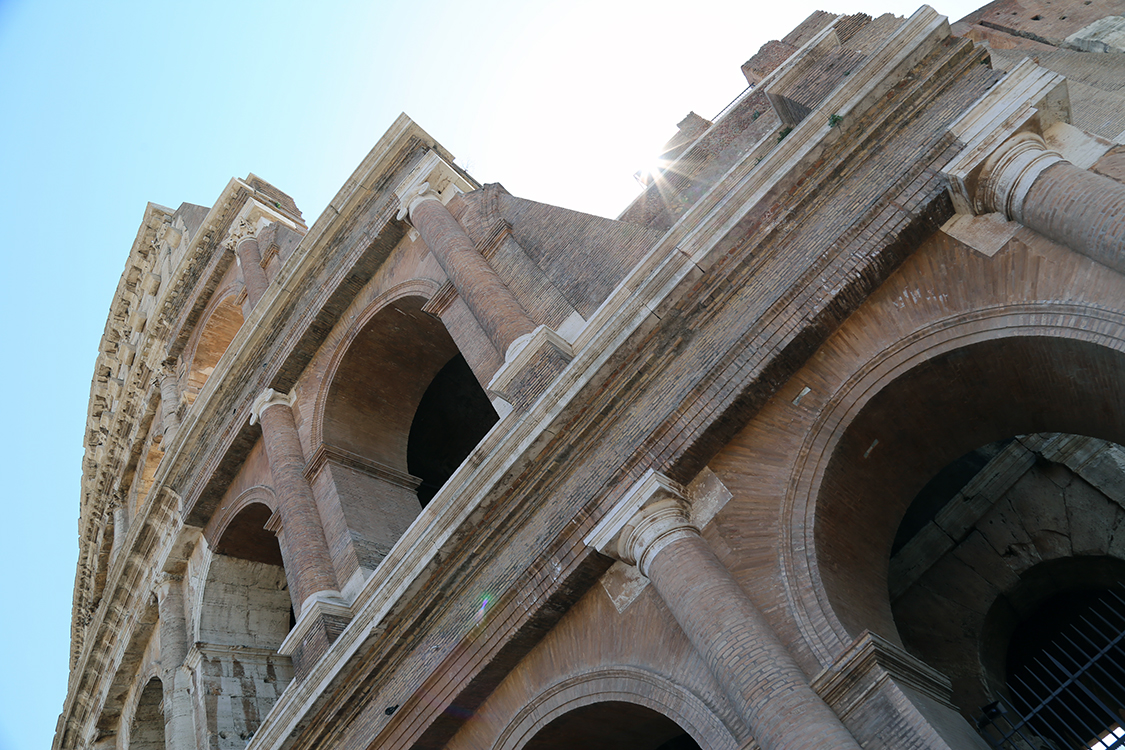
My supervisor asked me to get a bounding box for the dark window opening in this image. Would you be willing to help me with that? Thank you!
[408,354,498,507]
[521,701,701,750]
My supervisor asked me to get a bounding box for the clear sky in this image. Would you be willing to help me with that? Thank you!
[0,1,983,749]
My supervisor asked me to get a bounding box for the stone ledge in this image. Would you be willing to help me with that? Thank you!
[488,325,574,411]
[811,630,955,717]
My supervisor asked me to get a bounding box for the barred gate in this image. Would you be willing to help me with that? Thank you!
[976,589,1125,750]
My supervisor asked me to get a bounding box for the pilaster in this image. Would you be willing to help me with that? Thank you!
[587,471,863,750]
[249,389,339,615]
[154,573,194,750]
[156,358,180,443]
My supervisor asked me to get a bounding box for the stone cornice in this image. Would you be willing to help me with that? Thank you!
[303,443,421,490]
[74,201,172,667]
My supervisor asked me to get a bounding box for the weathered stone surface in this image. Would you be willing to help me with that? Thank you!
[58,5,1125,750]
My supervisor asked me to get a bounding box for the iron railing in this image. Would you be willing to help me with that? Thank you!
[977,589,1125,750]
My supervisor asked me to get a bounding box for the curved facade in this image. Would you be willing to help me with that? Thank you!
[58,3,1125,749]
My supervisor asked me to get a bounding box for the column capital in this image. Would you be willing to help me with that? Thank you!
[585,470,699,576]
[395,180,442,223]
[153,572,184,600]
[393,149,474,223]
[222,217,262,252]
[943,59,1070,215]
[978,131,1063,224]
[249,388,292,426]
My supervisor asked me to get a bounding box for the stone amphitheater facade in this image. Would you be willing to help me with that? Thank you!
[57,3,1125,749]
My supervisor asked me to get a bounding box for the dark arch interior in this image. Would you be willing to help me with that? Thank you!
[131,678,165,750]
[521,701,701,750]
[323,297,460,468]
[324,297,498,510]
[213,502,283,565]
[203,504,292,650]
[817,336,1125,645]
[1004,585,1125,748]
[890,437,1014,556]
[408,353,499,506]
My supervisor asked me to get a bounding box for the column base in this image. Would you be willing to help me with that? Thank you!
[488,325,574,411]
[811,631,990,750]
[278,593,353,681]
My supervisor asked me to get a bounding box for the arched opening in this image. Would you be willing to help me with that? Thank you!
[520,702,702,750]
[130,678,164,750]
[807,331,1125,746]
[202,502,290,648]
[408,353,499,506]
[315,295,498,576]
[815,336,1125,650]
[183,293,243,405]
[889,427,1125,741]
[196,503,293,750]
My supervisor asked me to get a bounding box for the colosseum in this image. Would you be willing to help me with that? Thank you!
[57,2,1125,748]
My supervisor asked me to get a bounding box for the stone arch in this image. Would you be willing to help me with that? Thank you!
[193,501,293,750]
[904,537,1125,719]
[180,286,244,405]
[128,676,164,750]
[888,426,1125,719]
[495,667,739,750]
[304,283,499,581]
[784,305,1125,667]
[203,486,278,553]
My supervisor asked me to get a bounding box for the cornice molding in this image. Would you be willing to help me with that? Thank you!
[303,443,421,489]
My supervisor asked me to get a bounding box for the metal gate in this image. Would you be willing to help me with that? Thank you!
[976,588,1125,750]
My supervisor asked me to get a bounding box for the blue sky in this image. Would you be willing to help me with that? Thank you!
[0,1,982,748]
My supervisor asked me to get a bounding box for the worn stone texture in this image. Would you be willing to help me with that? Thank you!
[58,4,1125,750]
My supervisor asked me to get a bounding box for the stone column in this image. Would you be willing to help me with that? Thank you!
[110,497,128,562]
[154,574,195,750]
[980,133,1125,274]
[399,182,535,357]
[250,389,338,614]
[156,358,180,442]
[588,473,862,750]
[943,60,1125,274]
[225,219,269,307]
